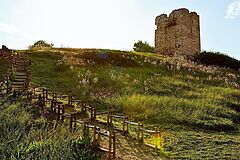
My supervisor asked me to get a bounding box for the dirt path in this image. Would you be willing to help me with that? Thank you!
[113,133,162,160]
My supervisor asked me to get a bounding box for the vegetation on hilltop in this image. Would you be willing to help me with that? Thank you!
[133,40,155,53]
[195,51,240,70]
[28,40,54,50]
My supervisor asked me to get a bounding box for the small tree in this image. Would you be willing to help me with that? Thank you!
[133,40,155,53]
[28,40,54,50]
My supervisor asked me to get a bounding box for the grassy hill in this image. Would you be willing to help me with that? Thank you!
[17,48,240,159]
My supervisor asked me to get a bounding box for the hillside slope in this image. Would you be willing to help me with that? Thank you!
[22,48,240,159]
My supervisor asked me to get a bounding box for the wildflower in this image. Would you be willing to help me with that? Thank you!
[93,77,98,83]
[133,79,139,84]
[111,74,116,80]
[144,86,149,93]
[151,61,157,65]
[176,64,181,70]
[144,80,147,85]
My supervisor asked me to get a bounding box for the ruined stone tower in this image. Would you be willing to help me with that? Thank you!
[155,8,201,56]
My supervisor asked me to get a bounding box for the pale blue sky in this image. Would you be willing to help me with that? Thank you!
[0,0,240,59]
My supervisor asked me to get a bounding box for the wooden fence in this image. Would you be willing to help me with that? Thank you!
[29,88,116,159]
[31,87,163,150]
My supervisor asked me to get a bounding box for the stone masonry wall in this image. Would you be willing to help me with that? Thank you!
[155,8,201,56]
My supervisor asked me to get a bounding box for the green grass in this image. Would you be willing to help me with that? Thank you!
[0,99,97,160]
[26,51,78,94]
[164,128,240,159]
[108,94,238,130]
[20,48,240,159]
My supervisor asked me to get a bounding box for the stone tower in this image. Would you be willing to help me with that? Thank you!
[155,8,201,56]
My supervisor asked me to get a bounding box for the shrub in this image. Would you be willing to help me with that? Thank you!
[133,40,155,53]
[29,40,54,50]
[194,51,240,70]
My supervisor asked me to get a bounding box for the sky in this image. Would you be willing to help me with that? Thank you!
[0,0,240,59]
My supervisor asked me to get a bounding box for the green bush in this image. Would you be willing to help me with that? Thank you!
[133,40,155,53]
[194,51,240,70]
[29,40,54,50]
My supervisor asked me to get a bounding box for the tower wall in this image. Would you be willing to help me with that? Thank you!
[155,8,201,56]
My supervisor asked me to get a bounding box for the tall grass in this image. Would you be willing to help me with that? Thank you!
[0,101,97,160]
[108,94,238,130]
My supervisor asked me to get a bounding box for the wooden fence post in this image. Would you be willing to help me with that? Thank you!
[42,89,46,101]
[93,124,97,142]
[28,91,33,105]
[108,130,112,160]
[38,94,44,114]
[57,104,61,121]
[62,105,65,122]
[137,122,140,142]
[68,95,71,105]
[38,94,41,107]
[97,130,101,146]
[73,114,77,131]
[70,113,73,131]
[113,131,116,159]
[140,124,144,142]
[82,101,86,113]
[107,110,110,125]
[93,106,96,120]
[86,122,89,137]
[33,87,36,95]
[6,79,11,94]
[107,109,112,126]
[68,95,73,105]
[50,100,54,113]
[83,121,87,138]
[42,96,45,109]
[126,116,129,133]
[80,101,83,113]
[90,106,93,120]
[54,101,57,114]
[46,89,48,100]
[53,92,57,102]
[122,116,126,135]
[110,109,113,125]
